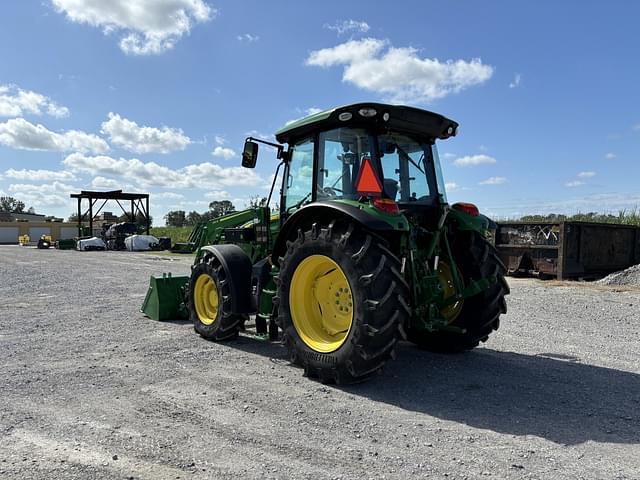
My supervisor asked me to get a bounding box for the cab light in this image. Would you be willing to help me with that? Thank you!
[373,197,400,215]
[358,108,377,118]
[452,202,480,217]
[338,112,353,121]
[355,157,383,196]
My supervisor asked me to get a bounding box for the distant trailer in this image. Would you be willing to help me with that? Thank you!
[495,221,640,280]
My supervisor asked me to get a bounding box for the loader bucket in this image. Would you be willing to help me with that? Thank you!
[141,273,190,321]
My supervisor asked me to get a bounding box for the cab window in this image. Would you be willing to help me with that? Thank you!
[284,137,314,212]
[317,128,372,200]
[378,133,431,202]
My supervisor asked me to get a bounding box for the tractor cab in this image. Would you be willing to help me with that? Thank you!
[281,125,449,218]
[243,103,458,240]
[243,103,459,228]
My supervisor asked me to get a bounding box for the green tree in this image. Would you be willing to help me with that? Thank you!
[186,210,202,226]
[208,200,235,218]
[200,210,216,222]
[164,210,186,227]
[0,196,26,213]
[248,196,268,208]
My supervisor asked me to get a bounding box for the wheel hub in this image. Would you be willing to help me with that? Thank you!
[194,274,219,325]
[438,261,464,323]
[289,255,354,353]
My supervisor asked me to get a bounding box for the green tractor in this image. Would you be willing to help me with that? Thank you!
[142,102,509,384]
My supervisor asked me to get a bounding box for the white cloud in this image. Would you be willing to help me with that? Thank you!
[153,191,184,200]
[101,112,190,154]
[237,33,259,42]
[181,162,264,188]
[442,152,456,160]
[565,180,585,188]
[509,73,522,89]
[453,154,497,167]
[577,171,595,178]
[324,20,370,36]
[51,0,214,55]
[204,190,230,200]
[306,38,493,103]
[0,84,69,118]
[214,135,226,145]
[63,153,264,190]
[212,146,237,160]
[8,181,76,208]
[605,152,616,160]
[0,118,109,153]
[90,176,121,190]
[479,176,507,185]
[5,168,76,182]
[445,182,460,192]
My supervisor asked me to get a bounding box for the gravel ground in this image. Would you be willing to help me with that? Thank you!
[1,245,639,480]
[598,264,640,287]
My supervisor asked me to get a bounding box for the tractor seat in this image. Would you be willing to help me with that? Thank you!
[383,178,398,200]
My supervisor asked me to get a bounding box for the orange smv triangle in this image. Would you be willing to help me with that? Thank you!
[355,157,383,196]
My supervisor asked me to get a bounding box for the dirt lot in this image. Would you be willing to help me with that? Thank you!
[1,246,639,480]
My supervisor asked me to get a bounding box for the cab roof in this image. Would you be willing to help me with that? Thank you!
[275,102,459,145]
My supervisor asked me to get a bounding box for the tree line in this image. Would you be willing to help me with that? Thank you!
[67,211,153,226]
[0,196,35,214]
[163,198,267,227]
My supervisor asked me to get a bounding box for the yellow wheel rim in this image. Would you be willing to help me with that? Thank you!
[289,255,354,353]
[194,273,219,325]
[438,261,464,323]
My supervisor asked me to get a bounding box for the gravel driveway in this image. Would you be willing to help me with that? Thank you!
[1,246,639,479]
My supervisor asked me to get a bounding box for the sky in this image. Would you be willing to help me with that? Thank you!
[1,0,639,224]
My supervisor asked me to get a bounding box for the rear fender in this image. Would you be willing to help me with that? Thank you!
[271,202,396,266]
[447,208,492,233]
[200,244,253,314]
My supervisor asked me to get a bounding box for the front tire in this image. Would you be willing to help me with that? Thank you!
[276,222,410,384]
[189,255,241,341]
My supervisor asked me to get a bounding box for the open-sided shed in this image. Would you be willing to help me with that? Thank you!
[70,190,150,237]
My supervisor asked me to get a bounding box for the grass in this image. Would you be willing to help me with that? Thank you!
[149,226,193,244]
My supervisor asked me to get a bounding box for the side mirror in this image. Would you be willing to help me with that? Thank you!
[242,141,259,168]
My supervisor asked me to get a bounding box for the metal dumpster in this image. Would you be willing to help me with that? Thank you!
[495,222,640,280]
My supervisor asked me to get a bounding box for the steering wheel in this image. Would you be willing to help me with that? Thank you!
[319,186,342,198]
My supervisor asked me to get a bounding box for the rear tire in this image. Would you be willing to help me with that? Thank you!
[275,222,410,384]
[189,255,241,341]
[408,230,509,353]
